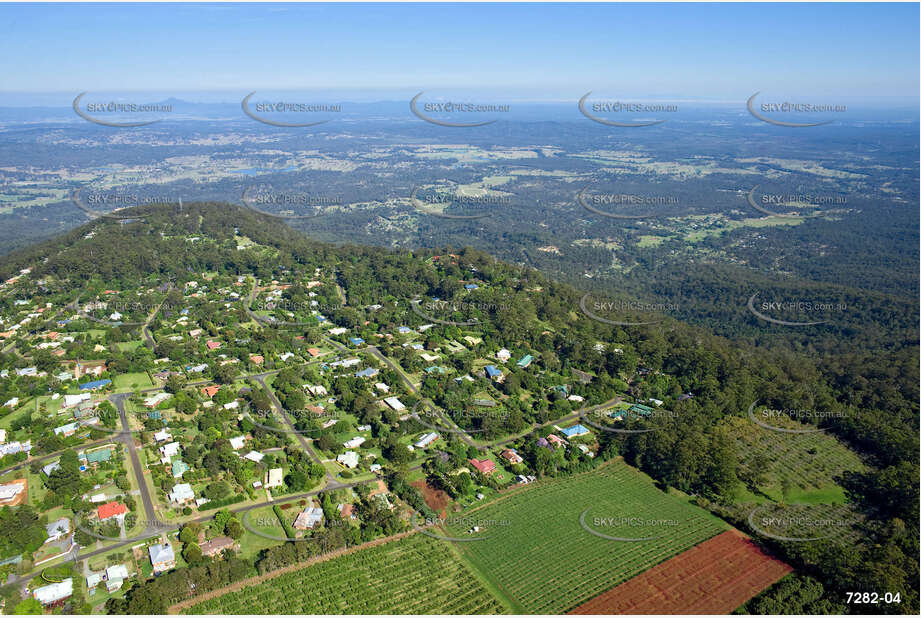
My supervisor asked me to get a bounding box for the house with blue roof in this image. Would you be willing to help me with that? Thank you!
[397,326,411,334]
[464,283,478,290]
[349,337,364,346]
[79,379,111,391]
[560,424,590,438]
[484,365,503,380]
[355,367,379,378]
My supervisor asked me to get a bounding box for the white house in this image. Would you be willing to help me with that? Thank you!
[33,579,73,606]
[343,436,366,449]
[159,442,181,459]
[337,451,359,469]
[168,483,195,504]
[229,436,246,450]
[244,450,264,463]
[383,397,405,411]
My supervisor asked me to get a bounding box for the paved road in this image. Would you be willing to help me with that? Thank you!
[111,393,163,530]
[251,375,336,484]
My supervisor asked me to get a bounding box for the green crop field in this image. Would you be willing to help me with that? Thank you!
[182,533,509,614]
[443,460,729,614]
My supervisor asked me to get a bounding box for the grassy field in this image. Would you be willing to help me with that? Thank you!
[443,460,729,614]
[112,372,154,390]
[182,533,509,614]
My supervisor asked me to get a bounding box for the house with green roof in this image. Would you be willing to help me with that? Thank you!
[82,448,113,466]
[517,354,533,368]
[171,460,189,478]
[628,403,653,417]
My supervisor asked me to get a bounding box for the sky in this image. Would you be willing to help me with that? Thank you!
[0,2,918,103]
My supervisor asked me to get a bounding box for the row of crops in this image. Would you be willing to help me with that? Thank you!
[444,460,729,614]
[184,533,509,614]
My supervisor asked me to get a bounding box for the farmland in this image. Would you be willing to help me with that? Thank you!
[568,530,793,614]
[443,460,729,614]
[181,533,509,614]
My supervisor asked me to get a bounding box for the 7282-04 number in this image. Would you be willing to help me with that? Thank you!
[846,592,901,604]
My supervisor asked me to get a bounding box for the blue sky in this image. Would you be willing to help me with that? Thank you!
[0,3,917,102]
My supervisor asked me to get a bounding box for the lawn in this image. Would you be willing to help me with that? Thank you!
[444,459,729,614]
[113,372,154,390]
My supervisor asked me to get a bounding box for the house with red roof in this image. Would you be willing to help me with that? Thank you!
[97,501,127,521]
[206,340,221,351]
[201,385,220,398]
[250,354,264,365]
[468,458,496,475]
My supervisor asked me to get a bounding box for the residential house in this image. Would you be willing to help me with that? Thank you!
[144,392,171,408]
[265,467,283,489]
[159,442,181,460]
[243,450,264,463]
[560,424,590,439]
[104,564,129,592]
[337,451,359,469]
[79,379,111,391]
[148,543,176,574]
[171,460,189,478]
[343,436,366,449]
[33,579,73,607]
[97,501,127,522]
[45,517,70,542]
[200,536,237,558]
[383,397,405,411]
[0,480,25,504]
[228,436,246,450]
[468,458,496,475]
[355,367,378,378]
[500,449,523,465]
[414,432,439,449]
[293,507,324,530]
[496,348,511,363]
[168,483,195,505]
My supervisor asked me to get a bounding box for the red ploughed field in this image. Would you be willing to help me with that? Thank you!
[568,529,793,615]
